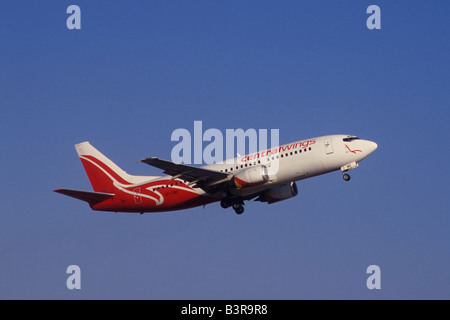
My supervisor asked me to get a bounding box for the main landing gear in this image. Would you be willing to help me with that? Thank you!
[343,173,351,181]
[221,199,245,215]
[233,203,245,215]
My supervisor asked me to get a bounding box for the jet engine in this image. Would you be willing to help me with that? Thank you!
[233,165,269,189]
[259,182,298,204]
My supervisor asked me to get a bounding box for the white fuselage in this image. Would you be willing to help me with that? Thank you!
[200,134,377,198]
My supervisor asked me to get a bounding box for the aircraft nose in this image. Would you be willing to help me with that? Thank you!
[365,140,378,154]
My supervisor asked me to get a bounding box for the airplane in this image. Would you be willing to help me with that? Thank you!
[54,135,377,215]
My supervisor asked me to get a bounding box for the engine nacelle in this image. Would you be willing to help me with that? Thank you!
[263,182,298,204]
[233,165,269,189]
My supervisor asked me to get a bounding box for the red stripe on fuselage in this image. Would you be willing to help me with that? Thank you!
[345,144,362,154]
[79,156,217,212]
[92,181,217,212]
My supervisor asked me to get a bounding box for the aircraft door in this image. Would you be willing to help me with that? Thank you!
[324,137,334,154]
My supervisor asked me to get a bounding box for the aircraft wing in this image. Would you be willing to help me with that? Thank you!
[139,157,231,191]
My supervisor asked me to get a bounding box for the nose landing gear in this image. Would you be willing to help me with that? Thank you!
[341,162,358,182]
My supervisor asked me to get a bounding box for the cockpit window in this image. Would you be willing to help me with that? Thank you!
[343,136,360,142]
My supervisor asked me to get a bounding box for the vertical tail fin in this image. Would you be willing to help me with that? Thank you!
[75,142,159,193]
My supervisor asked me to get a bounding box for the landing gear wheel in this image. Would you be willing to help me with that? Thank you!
[234,204,244,215]
[343,173,351,181]
[220,199,232,209]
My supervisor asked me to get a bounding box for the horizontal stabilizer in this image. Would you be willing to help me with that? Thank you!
[54,188,115,204]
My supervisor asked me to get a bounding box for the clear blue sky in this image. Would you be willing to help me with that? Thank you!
[1,0,449,299]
